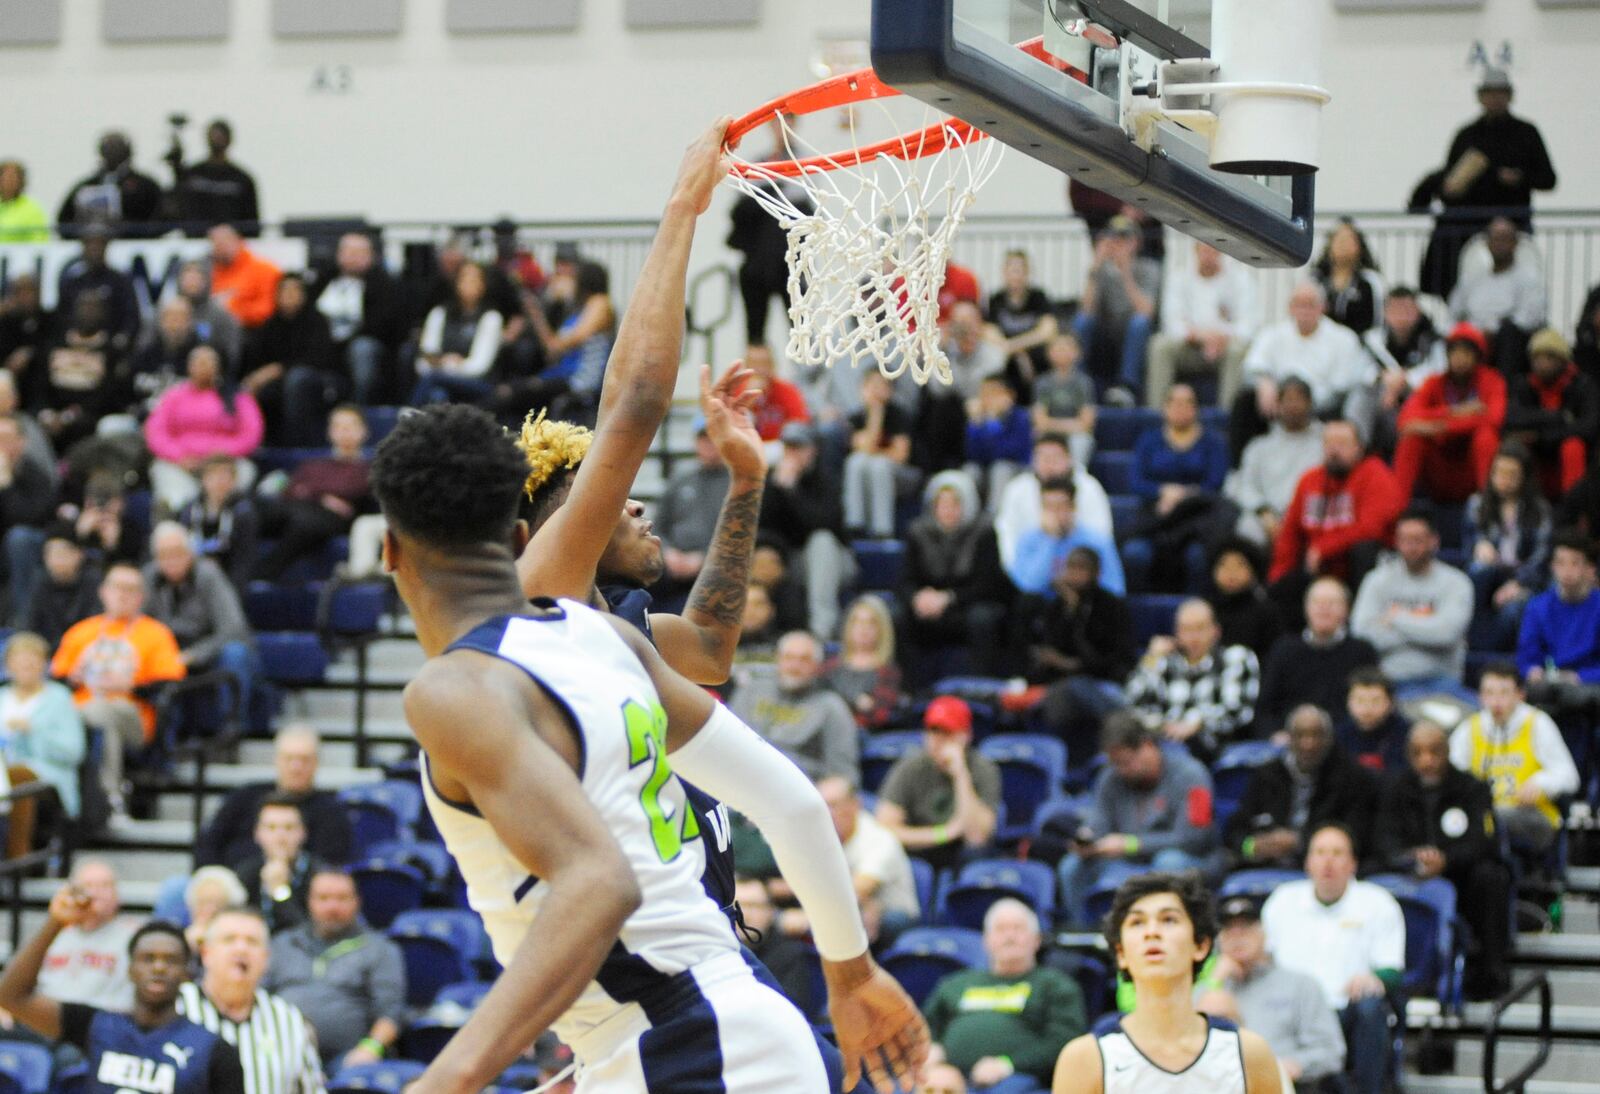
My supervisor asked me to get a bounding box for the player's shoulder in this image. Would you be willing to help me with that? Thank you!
[1053,1031,1104,1094]
[1236,1026,1283,1094]
[404,644,529,736]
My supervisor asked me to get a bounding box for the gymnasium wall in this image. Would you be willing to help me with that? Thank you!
[2,0,1596,232]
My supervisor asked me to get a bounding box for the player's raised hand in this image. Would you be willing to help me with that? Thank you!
[699,362,766,482]
[671,117,735,215]
[47,885,92,929]
[825,956,931,1094]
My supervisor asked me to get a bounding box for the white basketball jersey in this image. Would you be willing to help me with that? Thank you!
[417,600,738,1045]
[1094,1015,1247,1094]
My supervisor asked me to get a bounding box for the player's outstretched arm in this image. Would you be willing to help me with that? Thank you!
[518,119,731,602]
[1241,1029,1284,1094]
[1051,1034,1103,1094]
[650,362,766,683]
[0,885,82,1039]
[403,657,642,1094]
[604,617,930,1092]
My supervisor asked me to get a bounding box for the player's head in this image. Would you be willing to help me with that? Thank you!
[372,405,533,603]
[1104,871,1216,986]
[127,920,191,1008]
[514,412,664,587]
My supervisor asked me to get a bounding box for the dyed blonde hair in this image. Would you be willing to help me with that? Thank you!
[516,410,594,504]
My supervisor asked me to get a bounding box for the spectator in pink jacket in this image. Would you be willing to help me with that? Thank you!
[145,344,264,514]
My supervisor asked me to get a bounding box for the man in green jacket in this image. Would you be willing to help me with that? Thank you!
[923,898,1086,1091]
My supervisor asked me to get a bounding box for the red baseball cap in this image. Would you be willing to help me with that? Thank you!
[924,696,973,734]
[1446,321,1489,359]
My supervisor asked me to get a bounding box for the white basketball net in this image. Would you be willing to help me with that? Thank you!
[725,110,1004,387]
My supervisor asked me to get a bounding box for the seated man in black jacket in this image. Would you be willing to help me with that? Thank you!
[237,796,325,934]
[1257,577,1378,732]
[1371,719,1511,999]
[1503,328,1598,499]
[13,523,100,647]
[1024,546,1137,757]
[760,422,849,640]
[195,724,353,868]
[1226,704,1377,869]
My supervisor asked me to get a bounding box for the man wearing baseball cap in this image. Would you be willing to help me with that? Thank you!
[1505,327,1598,496]
[1199,895,1346,1092]
[1393,321,1506,504]
[875,696,1002,872]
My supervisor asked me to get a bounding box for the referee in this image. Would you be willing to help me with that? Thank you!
[0,884,246,1094]
[177,907,326,1094]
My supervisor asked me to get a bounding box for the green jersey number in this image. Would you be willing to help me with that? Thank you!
[622,698,700,863]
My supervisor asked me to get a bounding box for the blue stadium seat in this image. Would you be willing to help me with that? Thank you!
[1368,874,1463,1006]
[1051,950,1114,1020]
[327,581,389,635]
[910,857,937,922]
[1109,494,1142,539]
[1128,594,1184,645]
[369,839,455,890]
[244,581,323,633]
[398,1016,460,1064]
[1085,869,1155,925]
[1218,868,1302,899]
[344,781,424,833]
[1198,406,1229,436]
[153,873,191,923]
[1211,741,1284,831]
[1089,452,1135,495]
[978,734,1068,840]
[365,406,402,443]
[341,798,401,861]
[352,861,426,929]
[390,910,486,1008]
[861,731,926,795]
[434,980,494,1011]
[879,927,985,1006]
[940,859,1057,929]
[0,1042,52,1094]
[852,541,907,592]
[123,490,153,544]
[257,632,330,686]
[1093,408,1158,452]
[328,1061,426,1094]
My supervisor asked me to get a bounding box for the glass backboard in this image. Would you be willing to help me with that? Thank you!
[871,0,1319,266]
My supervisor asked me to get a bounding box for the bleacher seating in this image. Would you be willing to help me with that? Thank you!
[939,858,1057,928]
[0,1044,51,1094]
[351,859,426,928]
[878,927,986,1006]
[389,910,486,1008]
[328,1061,426,1094]
[976,734,1068,841]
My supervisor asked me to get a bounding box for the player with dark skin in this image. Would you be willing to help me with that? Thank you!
[1052,876,1281,1094]
[516,118,763,686]
[380,407,928,1094]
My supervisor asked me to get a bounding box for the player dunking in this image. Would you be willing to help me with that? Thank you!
[373,405,926,1093]
[1052,873,1281,1094]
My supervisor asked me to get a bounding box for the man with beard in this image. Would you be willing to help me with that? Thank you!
[1268,420,1405,606]
[1504,328,1598,497]
[730,631,859,785]
[1393,322,1507,505]
[1372,720,1511,999]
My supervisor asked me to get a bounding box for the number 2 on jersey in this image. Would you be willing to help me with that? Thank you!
[622,698,700,862]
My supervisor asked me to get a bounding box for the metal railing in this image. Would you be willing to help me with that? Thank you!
[1483,973,1553,1094]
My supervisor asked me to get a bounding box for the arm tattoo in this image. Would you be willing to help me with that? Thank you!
[684,480,764,648]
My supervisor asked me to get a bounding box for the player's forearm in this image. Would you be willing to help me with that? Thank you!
[596,201,697,430]
[679,475,765,677]
[0,918,62,1036]
[414,868,638,1094]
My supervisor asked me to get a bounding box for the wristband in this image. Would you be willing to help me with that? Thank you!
[996,1057,1015,1076]
[358,1038,386,1059]
[1242,836,1257,860]
[1124,835,1140,856]
[933,823,948,844]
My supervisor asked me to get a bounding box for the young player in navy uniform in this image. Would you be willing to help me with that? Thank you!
[0,885,245,1094]
[1052,873,1281,1094]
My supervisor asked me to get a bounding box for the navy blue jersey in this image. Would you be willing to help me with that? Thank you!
[599,583,737,914]
[61,1004,246,1094]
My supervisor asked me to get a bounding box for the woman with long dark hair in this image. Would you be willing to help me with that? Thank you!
[1464,440,1552,650]
[489,259,616,426]
[411,261,504,405]
[1312,219,1386,335]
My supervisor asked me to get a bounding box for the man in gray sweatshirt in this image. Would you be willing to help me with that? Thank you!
[1229,377,1324,547]
[1056,713,1219,926]
[1351,508,1474,702]
[144,521,258,722]
[730,630,859,785]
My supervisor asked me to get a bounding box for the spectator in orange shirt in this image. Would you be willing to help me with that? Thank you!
[745,343,810,443]
[207,223,281,330]
[1394,322,1508,504]
[51,563,186,818]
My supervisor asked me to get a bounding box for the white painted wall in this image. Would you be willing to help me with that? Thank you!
[1,0,1594,233]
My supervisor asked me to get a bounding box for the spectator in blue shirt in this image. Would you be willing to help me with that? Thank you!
[1007,476,1125,596]
[1123,384,1236,593]
[1518,532,1600,720]
[964,374,1033,509]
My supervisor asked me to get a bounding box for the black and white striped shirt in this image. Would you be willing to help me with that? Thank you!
[177,982,326,1094]
[1126,643,1260,749]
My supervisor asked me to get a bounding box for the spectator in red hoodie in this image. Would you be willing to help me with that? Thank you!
[1504,328,1597,498]
[1393,322,1508,504]
[1269,420,1405,615]
[744,343,810,443]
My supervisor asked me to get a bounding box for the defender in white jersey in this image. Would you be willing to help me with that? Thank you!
[1052,873,1281,1094]
[371,403,927,1094]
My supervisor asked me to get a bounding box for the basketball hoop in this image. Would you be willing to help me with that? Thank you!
[723,42,1065,387]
